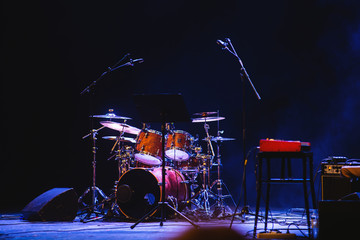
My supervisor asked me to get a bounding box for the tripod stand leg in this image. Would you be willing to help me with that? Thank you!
[163,202,199,229]
[130,205,159,229]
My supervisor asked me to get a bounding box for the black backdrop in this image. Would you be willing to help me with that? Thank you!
[2,0,360,211]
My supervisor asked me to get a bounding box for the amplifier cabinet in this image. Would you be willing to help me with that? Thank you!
[321,175,352,200]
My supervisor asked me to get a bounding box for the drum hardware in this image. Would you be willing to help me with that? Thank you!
[209,128,236,218]
[189,112,219,216]
[80,191,123,223]
[109,141,134,178]
[78,125,108,222]
[130,93,198,229]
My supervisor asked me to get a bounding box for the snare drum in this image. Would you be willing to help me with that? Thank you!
[134,130,162,166]
[165,130,193,162]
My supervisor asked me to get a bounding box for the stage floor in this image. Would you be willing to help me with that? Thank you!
[0,209,313,239]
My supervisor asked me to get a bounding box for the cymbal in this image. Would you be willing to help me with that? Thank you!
[193,111,217,117]
[100,121,141,135]
[203,136,236,142]
[192,116,225,123]
[102,136,136,143]
[92,113,132,120]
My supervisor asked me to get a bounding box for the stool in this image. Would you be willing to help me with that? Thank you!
[253,151,317,238]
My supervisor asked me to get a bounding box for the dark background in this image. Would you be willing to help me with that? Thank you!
[2,0,360,211]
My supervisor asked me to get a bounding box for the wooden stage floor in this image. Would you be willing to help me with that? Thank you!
[0,209,313,239]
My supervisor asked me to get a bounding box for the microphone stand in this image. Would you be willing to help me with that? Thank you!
[219,38,261,226]
[79,54,142,221]
[80,56,138,95]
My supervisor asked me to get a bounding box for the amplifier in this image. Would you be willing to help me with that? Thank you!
[320,156,360,200]
[321,164,343,175]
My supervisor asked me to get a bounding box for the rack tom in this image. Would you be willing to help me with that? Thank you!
[134,130,162,166]
[165,130,193,162]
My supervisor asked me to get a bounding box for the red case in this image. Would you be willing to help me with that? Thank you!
[259,139,301,152]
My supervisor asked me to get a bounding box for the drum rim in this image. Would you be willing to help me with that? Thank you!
[140,129,162,135]
[166,130,193,137]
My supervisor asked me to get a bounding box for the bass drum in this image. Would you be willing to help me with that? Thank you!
[116,167,188,220]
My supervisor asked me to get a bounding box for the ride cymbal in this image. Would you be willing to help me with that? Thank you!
[192,116,225,123]
[92,113,132,120]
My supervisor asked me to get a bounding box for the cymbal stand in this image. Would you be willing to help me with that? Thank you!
[78,125,108,221]
[210,138,236,218]
[209,111,236,218]
[190,120,215,215]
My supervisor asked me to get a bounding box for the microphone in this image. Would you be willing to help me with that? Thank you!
[130,58,144,65]
[216,39,228,49]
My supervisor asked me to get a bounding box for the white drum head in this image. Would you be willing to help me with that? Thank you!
[135,153,161,165]
[165,149,190,162]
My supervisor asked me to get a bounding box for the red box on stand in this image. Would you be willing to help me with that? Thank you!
[259,139,303,152]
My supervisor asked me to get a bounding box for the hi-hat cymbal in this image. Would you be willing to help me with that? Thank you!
[193,111,217,117]
[100,121,141,135]
[92,112,132,120]
[192,116,225,123]
[202,136,236,142]
[102,136,136,143]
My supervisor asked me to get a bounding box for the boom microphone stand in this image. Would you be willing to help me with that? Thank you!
[79,53,143,221]
[216,38,261,226]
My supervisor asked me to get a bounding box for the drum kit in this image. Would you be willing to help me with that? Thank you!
[78,109,236,222]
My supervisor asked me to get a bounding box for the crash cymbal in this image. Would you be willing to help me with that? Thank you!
[100,121,141,135]
[102,136,136,143]
[92,110,132,120]
[193,111,217,117]
[202,136,235,142]
[192,116,225,123]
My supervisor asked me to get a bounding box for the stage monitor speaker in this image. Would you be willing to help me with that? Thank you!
[321,175,351,200]
[318,200,360,240]
[22,188,78,221]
